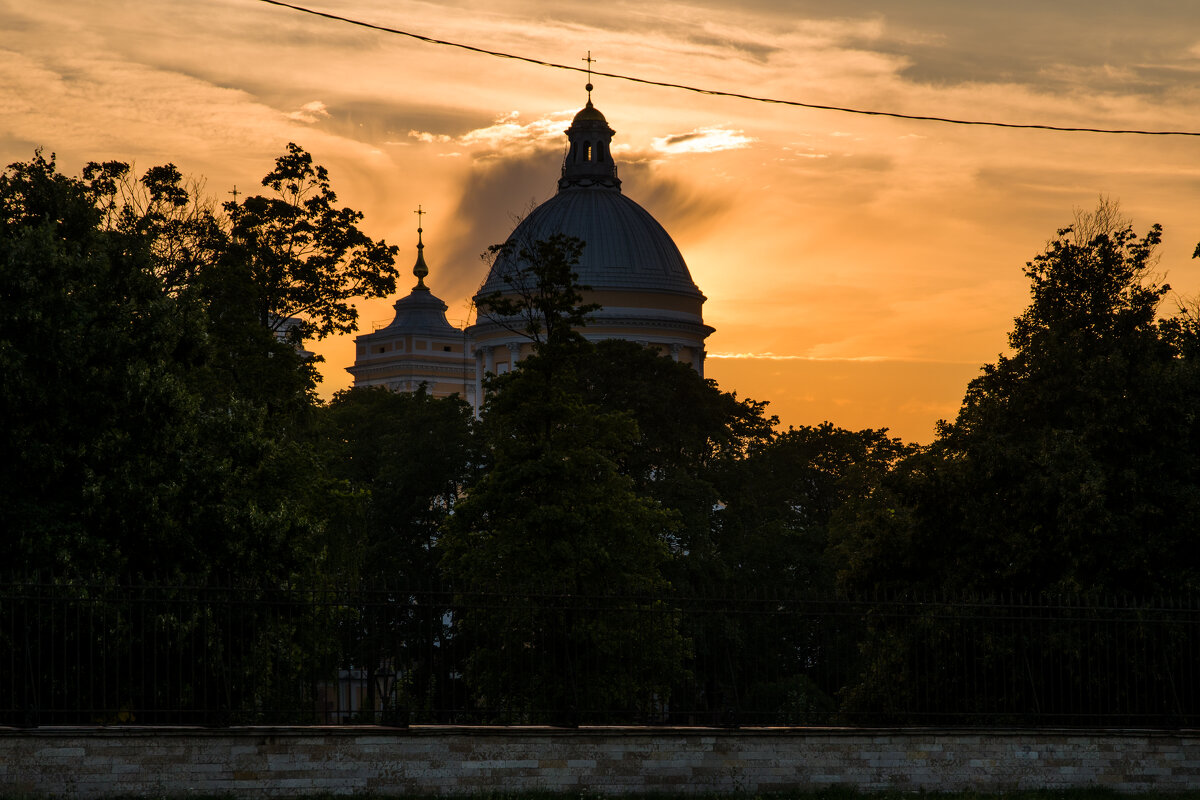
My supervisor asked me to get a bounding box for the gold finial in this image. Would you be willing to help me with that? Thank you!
[583,51,595,103]
[412,205,429,289]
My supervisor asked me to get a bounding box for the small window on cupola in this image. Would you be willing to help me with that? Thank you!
[585,142,593,161]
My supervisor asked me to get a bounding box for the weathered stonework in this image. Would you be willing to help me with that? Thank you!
[2,726,1199,797]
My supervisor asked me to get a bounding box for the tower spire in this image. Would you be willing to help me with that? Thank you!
[412,205,429,289]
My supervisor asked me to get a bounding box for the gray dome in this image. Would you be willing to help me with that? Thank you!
[479,187,703,298]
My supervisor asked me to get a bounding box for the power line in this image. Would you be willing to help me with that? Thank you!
[255,0,1200,138]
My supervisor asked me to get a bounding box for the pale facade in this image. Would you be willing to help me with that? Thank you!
[346,228,476,403]
[347,95,713,408]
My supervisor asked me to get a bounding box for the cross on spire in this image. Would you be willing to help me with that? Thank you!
[412,205,429,288]
[583,51,596,101]
[229,185,240,202]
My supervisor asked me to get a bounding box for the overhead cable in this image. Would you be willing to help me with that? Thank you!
[255,0,1200,137]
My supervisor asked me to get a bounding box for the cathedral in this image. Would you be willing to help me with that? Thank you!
[346,92,714,408]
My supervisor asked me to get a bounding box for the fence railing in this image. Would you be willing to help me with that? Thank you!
[3,582,1198,728]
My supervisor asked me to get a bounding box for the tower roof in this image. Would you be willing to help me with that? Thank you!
[378,217,460,337]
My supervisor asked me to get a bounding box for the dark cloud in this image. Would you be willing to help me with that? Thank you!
[619,159,733,239]
[290,101,490,148]
[434,144,735,301]
[653,0,1200,99]
[661,132,705,146]
[436,146,564,301]
[683,32,781,64]
[848,2,1200,94]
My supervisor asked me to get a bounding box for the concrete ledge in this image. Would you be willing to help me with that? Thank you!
[2,726,1198,797]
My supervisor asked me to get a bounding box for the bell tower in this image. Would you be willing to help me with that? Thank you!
[559,58,621,191]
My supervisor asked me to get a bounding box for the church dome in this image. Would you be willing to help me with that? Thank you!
[478,188,703,298]
[476,98,705,302]
[465,91,713,395]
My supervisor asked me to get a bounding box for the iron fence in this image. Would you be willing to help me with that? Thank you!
[3,581,1198,728]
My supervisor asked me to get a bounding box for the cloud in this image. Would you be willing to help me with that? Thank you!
[286,100,330,124]
[409,110,572,156]
[437,148,564,300]
[619,160,732,237]
[652,127,755,154]
[408,130,452,144]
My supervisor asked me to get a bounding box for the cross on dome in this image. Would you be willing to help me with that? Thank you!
[583,51,596,102]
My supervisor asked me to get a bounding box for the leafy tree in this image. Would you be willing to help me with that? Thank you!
[83,160,225,297]
[837,202,1200,598]
[320,386,476,584]
[0,145,401,583]
[0,151,214,578]
[440,354,684,722]
[573,339,777,588]
[317,386,476,720]
[475,232,599,350]
[0,146,409,723]
[826,204,1200,722]
[443,237,686,721]
[224,142,399,343]
[720,423,915,593]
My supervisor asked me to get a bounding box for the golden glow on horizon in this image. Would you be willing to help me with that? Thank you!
[5,0,1200,442]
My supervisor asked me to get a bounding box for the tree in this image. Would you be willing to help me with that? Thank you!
[224,142,399,343]
[825,204,1200,721]
[837,203,1200,598]
[0,146,401,583]
[442,238,686,721]
[720,423,915,594]
[440,356,684,722]
[1,147,433,724]
[475,232,599,350]
[0,151,220,578]
[320,386,476,585]
[316,386,476,721]
[572,339,777,589]
[83,160,226,297]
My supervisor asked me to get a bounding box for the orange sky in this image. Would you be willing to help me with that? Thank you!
[4,0,1200,442]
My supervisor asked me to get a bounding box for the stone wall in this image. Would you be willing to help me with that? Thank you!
[2,726,1198,797]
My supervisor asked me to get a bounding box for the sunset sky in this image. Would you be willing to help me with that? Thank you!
[4,0,1200,442]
